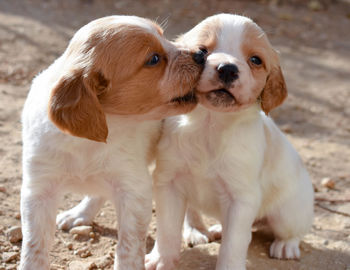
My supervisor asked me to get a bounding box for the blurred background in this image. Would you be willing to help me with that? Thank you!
[0,0,349,269]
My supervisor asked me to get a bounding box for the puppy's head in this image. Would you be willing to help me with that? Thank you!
[49,16,203,142]
[178,14,287,114]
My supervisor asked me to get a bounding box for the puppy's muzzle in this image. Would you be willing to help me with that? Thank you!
[217,63,239,84]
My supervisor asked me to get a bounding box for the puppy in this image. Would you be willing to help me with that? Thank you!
[20,15,204,270]
[146,14,314,270]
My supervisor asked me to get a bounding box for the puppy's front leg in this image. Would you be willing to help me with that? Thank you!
[216,199,258,270]
[113,176,153,270]
[146,178,187,270]
[20,180,61,270]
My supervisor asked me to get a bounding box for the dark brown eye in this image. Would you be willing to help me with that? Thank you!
[199,46,208,55]
[146,54,160,66]
[250,56,262,66]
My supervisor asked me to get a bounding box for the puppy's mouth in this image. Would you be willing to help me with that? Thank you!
[170,90,197,105]
[203,88,236,107]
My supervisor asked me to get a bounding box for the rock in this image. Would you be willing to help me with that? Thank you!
[68,261,95,270]
[321,177,335,189]
[51,264,64,270]
[94,255,113,268]
[308,0,324,11]
[281,124,293,133]
[66,242,74,250]
[14,212,21,220]
[74,247,92,258]
[2,251,19,263]
[6,226,22,243]
[69,225,93,237]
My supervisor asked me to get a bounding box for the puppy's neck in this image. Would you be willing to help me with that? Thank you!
[186,103,261,129]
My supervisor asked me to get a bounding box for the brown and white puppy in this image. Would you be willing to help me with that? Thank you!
[146,14,314,270]
[20,15,203,270]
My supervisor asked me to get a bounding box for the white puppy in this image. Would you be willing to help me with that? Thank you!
[146,14,314,270]
[20,15,204,270]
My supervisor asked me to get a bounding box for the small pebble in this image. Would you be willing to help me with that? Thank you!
[70,226,93,237]
[259,252,267,257]
[281,124,293,133]
[79,250,92,258]
[6,226,22,243]
[308,0,324,11]
[321,177,335,189]
[66,242,73,250]
[74,247,92,258]
[94,255,113,268]
[51,264,63,270]
[68,260,94,270]
[0,186,6,193]
[323,240,329,245]
[14,212,21,220]
[2,251,19,263]
[89,232,95,239]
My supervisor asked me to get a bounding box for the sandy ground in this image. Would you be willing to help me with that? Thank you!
[0,0,350,269]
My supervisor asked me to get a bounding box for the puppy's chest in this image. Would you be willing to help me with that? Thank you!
[175,129,226,210]
[179,129,222,178]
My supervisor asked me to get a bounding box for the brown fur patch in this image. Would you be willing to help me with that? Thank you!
[241,22,287,114]
[177,17,220,53]
[49,70,108,142]
[261,66,287,114]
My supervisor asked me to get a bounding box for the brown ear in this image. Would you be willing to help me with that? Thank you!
[260,66,287,115]
[48,70,108,142]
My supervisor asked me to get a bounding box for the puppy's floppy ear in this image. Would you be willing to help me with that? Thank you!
[48,70,109,142]
[260,66,287,115]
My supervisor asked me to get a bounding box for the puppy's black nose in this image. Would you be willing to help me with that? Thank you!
[192,50,206,65]
[217,63,239,84]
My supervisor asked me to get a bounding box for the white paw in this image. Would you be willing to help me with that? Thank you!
[269,238,300,260]
[183,224,222,247]
[56,208,93,230]
[183,227,209,247]
[145,251,178,270]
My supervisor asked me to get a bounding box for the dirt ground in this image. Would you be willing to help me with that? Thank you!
[0,0,350,269]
